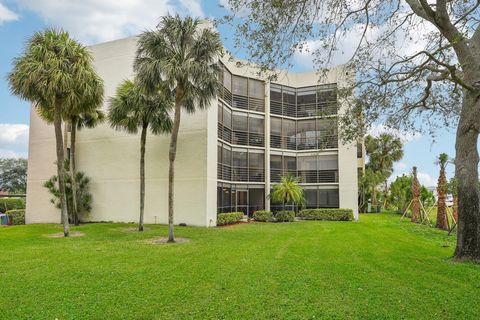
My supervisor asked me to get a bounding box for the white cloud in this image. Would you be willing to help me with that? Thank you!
[0,124,29,159]
[368,124,422,143]
[394,162,407,171]
[179,0,204,17]
[0,124,29,145]
[417,172,436,187]
[14,0,204,44]
[0,3,19,24]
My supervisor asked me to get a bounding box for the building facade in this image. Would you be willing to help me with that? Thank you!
[25,36,362,227]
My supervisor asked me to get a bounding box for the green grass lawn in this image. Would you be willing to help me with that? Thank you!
[1,214,479,319]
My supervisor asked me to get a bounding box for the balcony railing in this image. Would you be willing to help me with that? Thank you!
[270,169,338,183]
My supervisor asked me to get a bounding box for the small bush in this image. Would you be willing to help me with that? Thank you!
[0,198,26,213]
[297,208,354,221]
[6,209,25,225]
[252,210,274,222]
[217,212,244,226]
[274,210,295,222]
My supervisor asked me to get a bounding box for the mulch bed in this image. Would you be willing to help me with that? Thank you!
[151,237,190,244]
[217,220,253,228]
[44,231,85,238]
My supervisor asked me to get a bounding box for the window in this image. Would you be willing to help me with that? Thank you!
[249,151,264,168]
[249,187,265,214]
[319,155,338,170]
[270,85,282,102]
[223,67,232,91]
[248,79,265,99]
[284,156,296,172]
[232,112,248,132]
[305,189,318,208]
[249,115,264,133]
[232,75,248,96]
[270,155,282,169]
[233,149,247,167]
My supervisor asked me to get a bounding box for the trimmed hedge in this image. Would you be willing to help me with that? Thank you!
[6,209,25,225]
[274,210,295,222]
[217,212,244,226]
[297,208,354,221]
[0,198,26,213]
[252,210,274,222]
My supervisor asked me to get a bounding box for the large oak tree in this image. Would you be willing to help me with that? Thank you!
[224,0,480,262]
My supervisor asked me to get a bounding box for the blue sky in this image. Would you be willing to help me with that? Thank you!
[0,0,462,187]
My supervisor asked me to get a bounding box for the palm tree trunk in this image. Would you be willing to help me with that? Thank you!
[54,101,69,237]
[454,93,480,261]
[139,123,148,232]
[436,167,448,230]
[70,116,79,226]
[167,86,183,243]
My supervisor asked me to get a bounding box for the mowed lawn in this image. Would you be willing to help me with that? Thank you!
[1,214,479,319]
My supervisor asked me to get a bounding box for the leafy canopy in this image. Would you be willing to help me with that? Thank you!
[108,79,173,134]
[134,15,223,112]
[8,29,103,114]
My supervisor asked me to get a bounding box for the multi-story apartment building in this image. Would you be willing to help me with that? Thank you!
[25,35,363,227]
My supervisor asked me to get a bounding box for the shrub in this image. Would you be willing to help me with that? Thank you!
[274,210,295,222]
[6,209,25,225]
[297,208,354,221]
[252,210,274,222]
[0,198,26,213]
[217,212,244,226]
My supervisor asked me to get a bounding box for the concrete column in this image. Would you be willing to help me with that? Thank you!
[264,82,271,211]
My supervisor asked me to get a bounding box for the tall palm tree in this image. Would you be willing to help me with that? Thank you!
[8,29,103,236]
[364,134,404,206]
[108,79,172,231]
[69,110,105,225]
[134,15,222,242]
[270,175,306,210]
[436,153,449,230]
[38,107,106,225]
[411,166,421,223]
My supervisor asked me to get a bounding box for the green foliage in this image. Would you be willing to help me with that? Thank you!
[8,29,104,120]
[108,79,173,135]
[0,198,26,213]
[252,210,274,222]
[420,186,435,208]
[5,209,25,225]
[134,15,223,111]
[359,134,404,208]
[298,208,354,221]
[43,161,92,223]
[388,175,413,213]
[0,158,28,193]
[274,210,295,222]
[217,212,244,226]
[270,175,305,207]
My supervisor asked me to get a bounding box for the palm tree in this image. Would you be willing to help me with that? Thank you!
[8,29,103,236]
[270,175,306,210]
[69,110,105,225]
[436,153,449,230]
[134,15,222,242]
[38,107,105,225]
[108,79,172,231]
[411,166,421,223]
[364,134,404,206]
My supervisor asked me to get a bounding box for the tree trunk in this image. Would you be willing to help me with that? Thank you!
[453,195,458,223]
[167,86,183,243]
[411,168,421,223]
[436,166,448,230]
[70,116,79,226]
[139,123,148,232]
[54,101,69,237]
[454,92,480,262]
